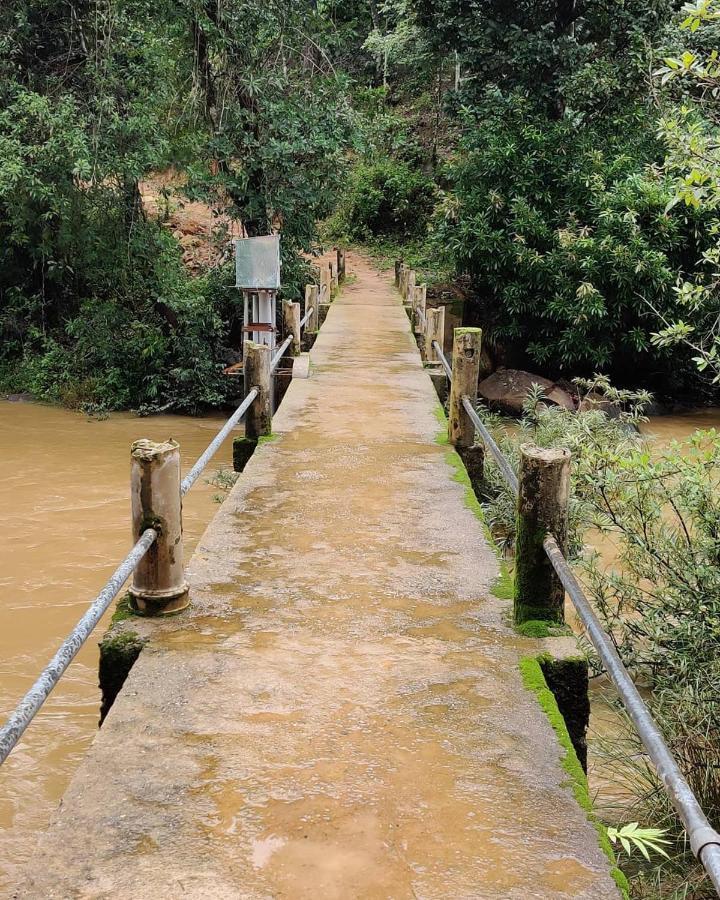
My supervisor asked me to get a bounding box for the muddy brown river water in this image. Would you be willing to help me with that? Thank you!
[1,399,719,892]
[0,400,234,891]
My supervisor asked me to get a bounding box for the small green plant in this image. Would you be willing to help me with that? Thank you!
[607,823,670,861]
[207,466,239,503]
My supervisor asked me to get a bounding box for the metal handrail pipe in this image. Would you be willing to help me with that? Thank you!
[180,387,259,496]
[0,527,158,766]
[300,307,314,329]
[543,534,720,894]
[461,395,519,494]
[270,336,293,373]
[432,340,453,380]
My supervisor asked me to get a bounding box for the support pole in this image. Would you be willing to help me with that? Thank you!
[413,283,427,335]
[129,439,188,616]
[305,284,319,332]
[515,445,571,625]
[424,306,445,362]
[394,259,403,288]
[448,328,482,448]
[337,248,346,282]
[319,266,331,305]
[400,266,408,300]
[283,299,301,356]
[330,260,338,291]
[244,342,272,440]
[448,327,485,495]
[407,270,416,306]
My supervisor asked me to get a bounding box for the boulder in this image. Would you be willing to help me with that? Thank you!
[478,369,575,417]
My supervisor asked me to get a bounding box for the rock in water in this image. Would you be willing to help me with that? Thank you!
[478,369,575,417]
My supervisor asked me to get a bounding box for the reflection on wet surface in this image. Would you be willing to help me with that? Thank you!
[0,400,233,891]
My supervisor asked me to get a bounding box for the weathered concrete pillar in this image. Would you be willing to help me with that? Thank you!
[448,328,481,448]
[394,259,403,288]
[424,305,445,362]
[283,299,301,356]
[540,655,590,772]
[407,270,416,307]
[515,444,571,625]
[129,439,188,616]
[304,283,319,332]
[413,283,427,335]
[244,341,272,440]
[337,248,346,282]
[330,260,339,291]
[448,327,485,495]
[319,266,331,305]
[399,266,408,300]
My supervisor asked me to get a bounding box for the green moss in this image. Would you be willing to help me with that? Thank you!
[492,565,514,601]
[435,402,517,604]
[453,326,482,337]
[98,628,146,724]
[111,593,137,624]
[258,433,278,444]
[520,656,630,898]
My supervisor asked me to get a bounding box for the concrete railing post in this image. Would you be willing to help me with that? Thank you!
[337,248,346,282]
[394,259,403,288]
[305,283,319,332]
[515,445,571,626]
[129,439,188,616]
[330,260,339,291]
[407,270,416,307]
[319,266,331,305]
[448,327,485,493]
[448,328,482,448]
[424,306,445,362]
[400,266,408,300]
[283,299,301,356]
[244,342,272,440]
[413,283,427,336]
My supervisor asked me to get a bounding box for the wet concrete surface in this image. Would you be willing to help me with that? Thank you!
[20,254,619,898]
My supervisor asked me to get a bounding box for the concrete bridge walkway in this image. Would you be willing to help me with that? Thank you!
[23,254,618,899]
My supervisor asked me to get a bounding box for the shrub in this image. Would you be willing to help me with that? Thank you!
[331,158,436,240]
[436,94,714,388]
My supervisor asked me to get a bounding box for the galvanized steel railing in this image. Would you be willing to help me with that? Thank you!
[433,341,720,894]
[0,291,321,767]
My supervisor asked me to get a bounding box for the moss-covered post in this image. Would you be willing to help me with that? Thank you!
[394,259,403,288]
[283,299,301,356]
[244,341,272,439]
[448,328,485,493]
[424,306,445,362]
[304,283,319,332]
[129,439,189,616]
[337,248,346,282]
[515,444,571,625]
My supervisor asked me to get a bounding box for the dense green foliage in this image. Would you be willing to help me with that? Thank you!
[0,0,351,412]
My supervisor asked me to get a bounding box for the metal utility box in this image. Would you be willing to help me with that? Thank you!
[235,235,281,290]
[234,235,281,350]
